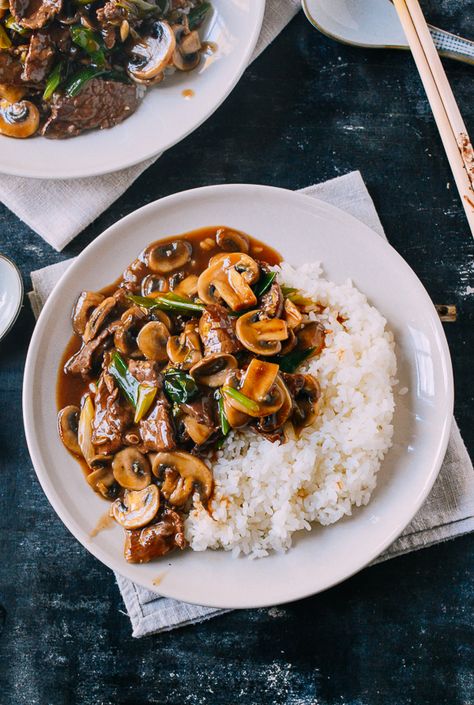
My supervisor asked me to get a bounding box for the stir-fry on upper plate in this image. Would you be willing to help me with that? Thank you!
[0,0,264,177]
[23,184,453,608]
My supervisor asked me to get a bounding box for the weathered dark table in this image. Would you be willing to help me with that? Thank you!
[1,4,473,704]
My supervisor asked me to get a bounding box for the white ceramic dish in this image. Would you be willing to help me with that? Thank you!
[0,255,23,341]
[0,1,265,180]
[23,184,453,608]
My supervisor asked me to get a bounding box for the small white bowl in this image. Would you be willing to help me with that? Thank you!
[0,255,23,341]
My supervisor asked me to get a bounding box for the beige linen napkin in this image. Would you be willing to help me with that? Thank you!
[29,171,474,637]
[0,0,300,251]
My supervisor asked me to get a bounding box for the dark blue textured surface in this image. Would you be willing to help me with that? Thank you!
[0,4,473,704]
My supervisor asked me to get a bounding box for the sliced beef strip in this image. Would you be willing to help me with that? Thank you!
[92,371,133,455]
[64,326,115,378]
[10,0,62,30]
[124,509,185,563]
[260,281,284,318]
[96,0,126,25]
[128,360,163,387]
[41,78,140,139]
[22,30,55,83]
[139,395,176,452]
[0,50,24,85]
[180,395,216,428]
[198,304,242,355]
[280,372,306,398]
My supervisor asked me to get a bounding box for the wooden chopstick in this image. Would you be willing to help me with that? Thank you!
[392,0,474,236]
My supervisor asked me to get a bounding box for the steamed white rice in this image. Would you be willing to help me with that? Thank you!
[185,261,397,558]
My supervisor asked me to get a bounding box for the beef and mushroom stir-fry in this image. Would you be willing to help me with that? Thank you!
[57,227,326,563]
[0,0,210,138]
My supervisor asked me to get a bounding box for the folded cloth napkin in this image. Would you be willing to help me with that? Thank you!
[0,0,301,252]
[28,171,474,637]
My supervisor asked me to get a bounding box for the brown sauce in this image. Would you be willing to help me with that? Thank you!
[57,225,281,437]
[89,510,115,538]
[182,89,195,99]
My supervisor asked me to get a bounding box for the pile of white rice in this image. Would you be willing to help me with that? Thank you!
[185,262,397,558]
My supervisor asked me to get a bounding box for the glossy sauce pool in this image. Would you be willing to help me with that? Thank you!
[57,226,282,475]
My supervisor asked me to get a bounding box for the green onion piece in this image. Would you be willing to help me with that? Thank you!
[216,390,230,436]
[253,271,276,298]
[4,14,29,35]
[65,66,108,97]
[108,350,139,407]
[270,347,316,374]
[281,286,297,296]
[71,24,106,66]
[127,293,205,314]
[134,384,157,423]
[222,386,259,413]
[0,24,12,48]
[163,368,199,404]
[43,61,63,101]
[188,1,211,29]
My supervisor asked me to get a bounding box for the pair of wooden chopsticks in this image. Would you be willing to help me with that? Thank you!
[392,0,474,237]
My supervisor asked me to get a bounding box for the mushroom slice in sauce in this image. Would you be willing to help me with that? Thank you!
[173,274,198,298]
[297,322,326,356]
[291,374,321,431]
[72,291,105,336]
[172,25,201,71]
[0,98,40,138]
[127,20,176,84]
[236,310,288,356]
[240,358,279,402]
[83,296,117,343]
[78,394,95,466]
[215,228,250,253]
[190,352,237,388]
[284,298,303,329]
[257,377,293,433]
[260,281,284,319]
[197,252,260,310]
[166,321,202,369]
[182,415,214,446]
[147,239,192,274]
[141,274,168,296]
[57,405,81,455]
[114,306,147,356]
[137,321,170,362]
[87,466,118,500]
[112,447,151,490]
[112,485,160,530]
[152,451,213,507]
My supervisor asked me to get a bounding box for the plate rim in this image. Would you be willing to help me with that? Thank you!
[22,183,454,607]
[0,254,24,341]
[0,1,266,180]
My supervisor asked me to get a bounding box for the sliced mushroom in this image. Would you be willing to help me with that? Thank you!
[280,328,297,355]
[198,253,260,310]
[284,298,303,329]
[112,485,160,529]
[198,304,241,355]
[297,321,326,356]
[240,359,279,402]
[173,274,198,298]
[291,374,321,431]
[236,310,288,356]
[78,394,95,467]
[0,98,39,138]
[166,321,202,369]
[258,376,293,433]
[141,273,168,296]
[146,239,192,274]
[72,291,105,336]
[87,465,118,500]
[112,447,151,490]
[114,306,147,356]
[57,405,81,455]
[190,352,237,387]
[172,26,201,71]
[127,20,176,84]
[182,415,214,445]
[83,296,117,343]
[223,395,250,429]
[137,321,170,362]
[216,228,250,253]
[152,451,213,506]
[224,365,285,419]
[0,84,26,103]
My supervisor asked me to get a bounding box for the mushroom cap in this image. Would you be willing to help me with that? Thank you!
[284,298,303,329]
[172,25,201,71]
[182,415,214,445]
[240,358,279,402]
[127,20,176,83]
[297,321,326,356]
[291,374,321,431]
[72,291,105,336]
[141,273,169,296]
[114,306,148,356]
[215,228,250,253]
[137,321,170,362]
[236,310,288,356]
[152,451,213,506]
[190,352,237,388]
[112,485,160,530]
[198,253,260,311]
[58,405,81,455]
[146,239,192,274]
[86,465,118,499]
[166,321,202,369]
[223,395,250,429]
[258,376,293,433]
[83,296,117,343]
[0,98,39,138]
[173,274,198,298]
[112,447,151,490]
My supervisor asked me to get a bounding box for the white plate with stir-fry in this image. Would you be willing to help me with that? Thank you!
[23,184,453,608]
[0,1,264,178]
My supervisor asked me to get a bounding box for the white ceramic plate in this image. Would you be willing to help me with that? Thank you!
[0,1,264,180]
[23,184,453,608]
[0,255,23,341]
